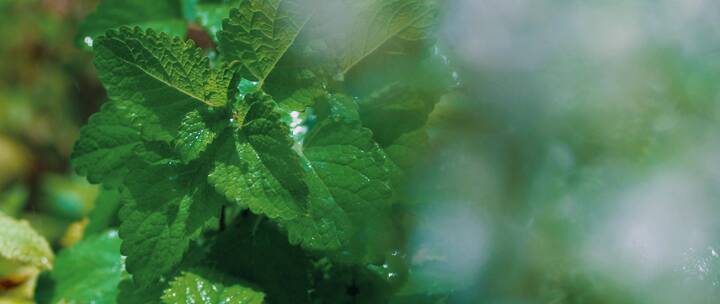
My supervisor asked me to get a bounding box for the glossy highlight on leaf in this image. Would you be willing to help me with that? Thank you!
[162,271,265,304]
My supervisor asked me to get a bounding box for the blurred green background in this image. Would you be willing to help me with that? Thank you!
[1,0,720,303]
[0,0,102,240]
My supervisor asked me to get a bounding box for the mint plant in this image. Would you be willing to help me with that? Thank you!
[65,0,454,302]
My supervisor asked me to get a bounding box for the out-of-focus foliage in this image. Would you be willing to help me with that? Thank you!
[0,212,54,271]
[0,212,53,303]
[0,0,103,302]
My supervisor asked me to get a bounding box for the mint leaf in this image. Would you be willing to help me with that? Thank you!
[209,94,307,220]
[95,27,223,109]
[301,95,400,260]
[209,93,399,260]
[0,211,54,270]
[119,160,223,286]
[272,0,438,79]
[162,271,265,304]
[49,231,123,304]
[70,0,449,301]
[304,96,394,184]
[218,0,310,84]
[71,100,159,185]
[330,0,439,74]
[208,94,352,251]
[176,109,223,163]
[264,0,440,109]
[89,27,236,166]
[78,0,187,48]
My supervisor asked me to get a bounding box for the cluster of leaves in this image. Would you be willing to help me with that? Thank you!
[36,0,456,303]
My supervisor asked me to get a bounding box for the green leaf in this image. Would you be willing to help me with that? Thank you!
[218,0,311,84]
[208,93,351,251]
[0,211,53,270]
[301,95,400,260]
[209,93,398,260]
[71,100,162,185]
[359,84,437,170]
[272,0,438,79]
[119,159,223,287]
[264,0,441,110]
[175,108,223,163]
[162,271,265,304]
[95,27,223,110]
[329,0,439,74]
[70,0,449,301]
[49,231,123,304]
[209,94,307,219]
[78,27,236,173]
[78,0,187,48]
[304,99,396,208]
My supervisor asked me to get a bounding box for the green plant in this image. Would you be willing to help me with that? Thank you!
[48,0,454,302]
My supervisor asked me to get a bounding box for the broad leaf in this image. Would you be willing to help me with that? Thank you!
[270,0,439,79]
[49,231,123,304]
[72,99,164,185]
[95,27,224,109]
[86,27,232,168]
[209,93,398,260]
[329,0,439,74]
[301,95,400,260]
[218,0,311,84]
[209,94,306,219]
[119,159,223,286]
[208,93,352,251]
